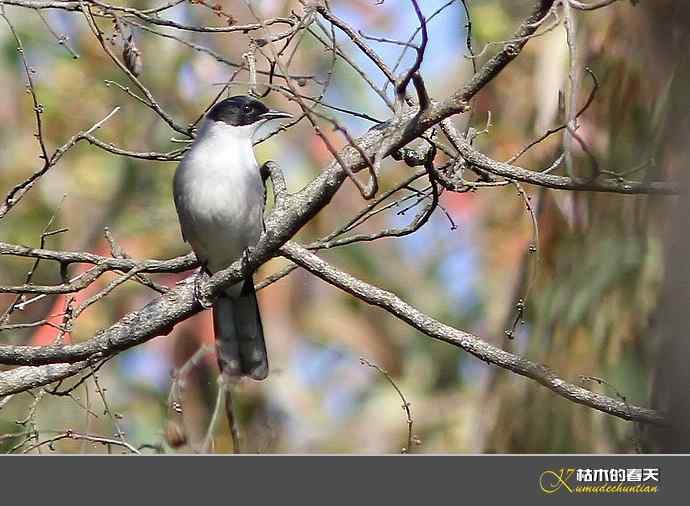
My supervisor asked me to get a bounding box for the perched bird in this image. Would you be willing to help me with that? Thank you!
[173,95,291,381]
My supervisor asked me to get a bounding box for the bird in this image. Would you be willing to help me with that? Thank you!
[173,95,291,381]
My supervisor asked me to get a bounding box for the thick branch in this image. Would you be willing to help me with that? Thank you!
[280,243,666,426]
[0,362,88,396]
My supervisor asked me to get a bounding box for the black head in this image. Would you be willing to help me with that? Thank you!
[206,95,291,126]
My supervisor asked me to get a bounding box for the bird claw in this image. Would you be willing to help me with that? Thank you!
[193,268,213,309]
[241,246,255,273]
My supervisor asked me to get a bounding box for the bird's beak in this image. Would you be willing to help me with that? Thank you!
[260,109,292,121]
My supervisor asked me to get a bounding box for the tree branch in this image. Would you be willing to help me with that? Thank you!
[279,242,666,426]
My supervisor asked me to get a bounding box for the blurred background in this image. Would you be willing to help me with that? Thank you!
[0,0,681,453]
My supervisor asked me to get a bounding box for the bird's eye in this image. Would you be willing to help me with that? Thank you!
[243,105,252,113]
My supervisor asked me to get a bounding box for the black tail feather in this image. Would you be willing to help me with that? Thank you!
[212,277,268,381]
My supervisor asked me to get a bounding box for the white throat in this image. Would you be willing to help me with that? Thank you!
[191,119,260,174]
[198,119,260,144]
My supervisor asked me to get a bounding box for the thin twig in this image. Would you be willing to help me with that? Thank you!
[360,358,417,453]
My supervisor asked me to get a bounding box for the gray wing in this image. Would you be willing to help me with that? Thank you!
[173,160,210,268]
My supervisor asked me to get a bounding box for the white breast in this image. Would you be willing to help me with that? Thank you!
[174,121,265,273]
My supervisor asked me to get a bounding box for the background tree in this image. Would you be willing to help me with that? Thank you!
[0,0,680,453]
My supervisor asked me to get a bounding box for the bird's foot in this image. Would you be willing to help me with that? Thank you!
[240,246,255,274]
[193,268,213,309]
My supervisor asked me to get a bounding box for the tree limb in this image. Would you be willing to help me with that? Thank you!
[279,242,666,426]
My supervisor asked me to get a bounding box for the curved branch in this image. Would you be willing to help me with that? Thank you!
[456,137,678,194]
[568,0,622,11]
[280,242,666,426]
[2,0,297,33]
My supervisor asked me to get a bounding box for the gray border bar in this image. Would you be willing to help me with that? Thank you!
[0,455,684,504]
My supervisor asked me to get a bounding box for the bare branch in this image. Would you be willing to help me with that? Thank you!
[455,136,678,194]
[0,362,89,397]
[567,0,622,11]
[395,0,428,102]
[360,357,418,453]
[0,108,120,219]
[281,243,666,426]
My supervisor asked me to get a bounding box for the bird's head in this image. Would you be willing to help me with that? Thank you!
[205,95,292,138]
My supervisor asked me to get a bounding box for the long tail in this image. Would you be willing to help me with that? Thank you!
[212,277,268,381]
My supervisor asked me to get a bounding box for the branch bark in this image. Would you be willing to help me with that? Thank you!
[280,242,666,426]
